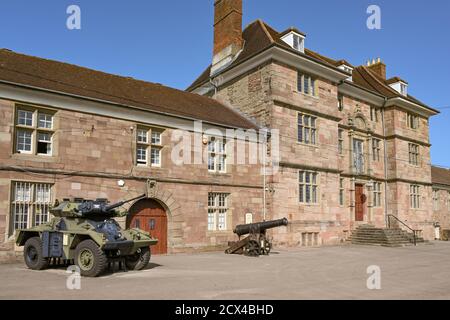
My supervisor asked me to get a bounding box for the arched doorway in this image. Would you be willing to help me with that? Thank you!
[128,198,168,255]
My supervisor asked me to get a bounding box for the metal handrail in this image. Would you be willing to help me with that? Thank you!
[386,214,418,246]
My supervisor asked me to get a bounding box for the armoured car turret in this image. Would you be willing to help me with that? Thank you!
[15,194,158,277]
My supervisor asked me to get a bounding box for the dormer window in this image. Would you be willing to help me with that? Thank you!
[281,29,306,53]
[400,83,407,96]
[337,62,353,82]
[387,78,408,96]
[293,34,304,51]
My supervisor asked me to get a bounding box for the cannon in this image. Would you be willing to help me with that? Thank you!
[225,218,288,257]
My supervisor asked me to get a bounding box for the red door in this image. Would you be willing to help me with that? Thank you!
[128,199,167,255]
[355,184,366,221]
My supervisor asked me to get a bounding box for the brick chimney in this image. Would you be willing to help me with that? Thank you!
[211,0,243,75]
[367,58,386,80]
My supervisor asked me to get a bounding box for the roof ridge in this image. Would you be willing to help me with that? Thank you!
[0,49,170,89]
[0,49,214,104]
[257,19,275,44]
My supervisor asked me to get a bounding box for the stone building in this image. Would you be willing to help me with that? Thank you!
[188,0,440,245]
[0,48,265,258]
[431,166,450,239]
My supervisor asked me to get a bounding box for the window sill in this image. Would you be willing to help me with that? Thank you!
[11,153,57,162]
[208,171,230,176]
[299,202,320,207]
[134,165,164,170]
[294,90,319,100]
[296,142,319,149]
[206,230,232,235]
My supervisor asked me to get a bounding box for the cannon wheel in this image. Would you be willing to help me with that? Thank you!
[261,240,272,255]
[244,240,260,257]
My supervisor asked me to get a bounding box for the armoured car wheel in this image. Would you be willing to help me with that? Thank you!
[125,247,151,270]
[74,240,107,277]
[24,237,49,270]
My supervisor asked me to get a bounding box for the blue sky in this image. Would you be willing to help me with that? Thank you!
[0,0,449,166]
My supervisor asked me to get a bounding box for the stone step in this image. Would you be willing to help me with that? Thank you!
[348,234,423,239]
[350,225,425,247]
[351,241,413,247]
[350,233,425,239]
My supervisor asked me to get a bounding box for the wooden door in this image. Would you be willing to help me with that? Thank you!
[128,199,167,255]
[355,184,366,221]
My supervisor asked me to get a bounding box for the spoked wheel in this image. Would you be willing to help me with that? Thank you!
[24,237,49,270]
[125,247,151,270]
[260,240,272,255]
[74,239,107,277]
[244,240,260,257]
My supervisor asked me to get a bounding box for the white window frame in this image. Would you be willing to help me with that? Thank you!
[207,193,229,231]
[10,181,52,234]
[299,170,319,204]
[207,137,227,173]
[136,127,163,167]
[36,132,53,156]
[15,106,54,156]
[16,130,33,154]
[400,83,408,96]
[38,112,53,129]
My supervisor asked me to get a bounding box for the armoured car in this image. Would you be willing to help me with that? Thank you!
[15,194,158,277]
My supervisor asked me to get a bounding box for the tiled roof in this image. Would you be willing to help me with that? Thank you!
[432,166,450,187]
[187,20,435,112]
[0,49,258,129]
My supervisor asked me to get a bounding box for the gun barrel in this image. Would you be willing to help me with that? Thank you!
[104,194,147,212]
[234,218,288,236]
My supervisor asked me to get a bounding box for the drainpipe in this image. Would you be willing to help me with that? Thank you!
[209,77,218,97]
[262,128,268,221]
[381,98,389,227]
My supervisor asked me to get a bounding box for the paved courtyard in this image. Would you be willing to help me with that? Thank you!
[1,242,450,300]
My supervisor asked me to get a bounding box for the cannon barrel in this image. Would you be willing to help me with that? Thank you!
[104,194,147,212]
[233,218,288,237]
